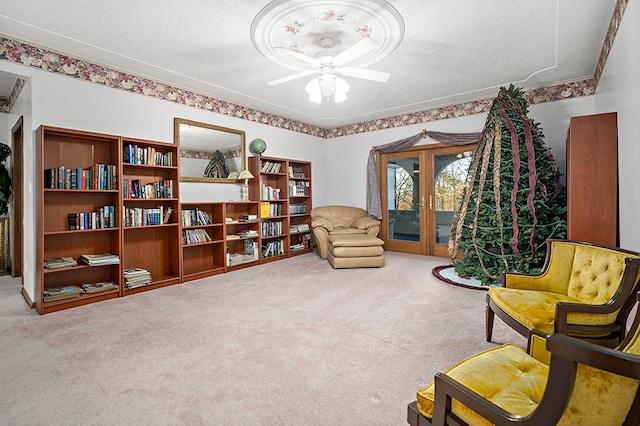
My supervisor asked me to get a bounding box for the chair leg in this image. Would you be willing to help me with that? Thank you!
[486,302,495,342]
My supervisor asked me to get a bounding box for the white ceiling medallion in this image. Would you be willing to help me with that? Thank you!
[251,0,404,72]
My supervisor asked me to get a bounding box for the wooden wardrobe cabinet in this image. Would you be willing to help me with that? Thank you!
[566,112,618,247]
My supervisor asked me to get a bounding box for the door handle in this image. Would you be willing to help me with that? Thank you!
[429,195,433,210]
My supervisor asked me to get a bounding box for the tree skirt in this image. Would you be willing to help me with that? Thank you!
[432,265,500,290]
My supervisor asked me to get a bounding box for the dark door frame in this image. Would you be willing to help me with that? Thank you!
[11,116,23,280]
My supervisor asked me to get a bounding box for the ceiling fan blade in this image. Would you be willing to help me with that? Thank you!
[333,37,379,66]
[275,47,321,67]
[340,66,390,83]
[268,70,317,86]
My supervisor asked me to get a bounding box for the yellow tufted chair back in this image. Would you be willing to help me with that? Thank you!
[567,245,630,304]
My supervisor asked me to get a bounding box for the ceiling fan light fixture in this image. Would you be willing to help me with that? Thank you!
[305,74,349,104]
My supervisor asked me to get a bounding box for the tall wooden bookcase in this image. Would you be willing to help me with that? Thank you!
[121,137,180,294]
[566,112,618,247]
[248,155,313,260]
[287,159,313,255]
[180,202,226,281]
[225,202,261,269]
[38,126,122,314]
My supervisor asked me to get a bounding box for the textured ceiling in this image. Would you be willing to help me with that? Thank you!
[0,0,617,128]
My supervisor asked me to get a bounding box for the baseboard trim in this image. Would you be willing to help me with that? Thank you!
[21,286,35,309]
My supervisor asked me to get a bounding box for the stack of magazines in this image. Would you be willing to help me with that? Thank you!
[79,253,120,266]
[44,257,78,269]
[124,268,152,289]
[44,285,81,302]
[80,281,119,293]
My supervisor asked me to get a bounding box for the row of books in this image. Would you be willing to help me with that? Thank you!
[261,201,284,217]
[289,203,307,215]
[227,252,257,266]
[182,208,213,226]
[262,220,283,237]
[227,240,259,266]
[260,184,282,201]
[289,181,310,196]
[44,281,119,302]
[183,228,212,244]
[260,160,283,173]
[290,223,310,233]
[123,206,172,227]
[123,178,174,199]
[68,206,117,230]
[288,165,306,178]
[290,233,312,251]
[45,164,118,191]
[262,239,285,258]
[124,268,152,289]
[124,144,174,166]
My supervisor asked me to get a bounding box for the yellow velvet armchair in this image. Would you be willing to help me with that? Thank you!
[487,239,640,348]
[407,293,640,425]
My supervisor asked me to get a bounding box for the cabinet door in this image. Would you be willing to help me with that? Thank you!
[567,112,618,247]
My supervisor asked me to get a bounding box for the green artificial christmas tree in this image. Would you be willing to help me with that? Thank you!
[448,85,566,284]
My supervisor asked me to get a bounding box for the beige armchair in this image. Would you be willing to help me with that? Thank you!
[310,206,380,259]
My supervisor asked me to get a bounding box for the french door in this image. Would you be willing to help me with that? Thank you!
[380,144,474,257]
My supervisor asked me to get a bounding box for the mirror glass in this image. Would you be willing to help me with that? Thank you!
[174,118,246,183]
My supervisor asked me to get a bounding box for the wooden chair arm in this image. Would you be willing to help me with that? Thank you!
[546,333,640,378]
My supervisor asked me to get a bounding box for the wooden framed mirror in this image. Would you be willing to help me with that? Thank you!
[174,118,246,183]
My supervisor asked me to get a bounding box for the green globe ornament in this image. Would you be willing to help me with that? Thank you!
[250,138,267,155]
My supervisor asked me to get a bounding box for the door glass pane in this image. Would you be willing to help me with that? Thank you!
[433,151,473,245]
[387,156,420,241]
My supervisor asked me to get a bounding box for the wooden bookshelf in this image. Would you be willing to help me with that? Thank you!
[180,202,226,281]
[248,155,313,260]
[224,202,261,269]
[38,126,122,314]
[249,156,289,262]
[121,137,180,295]
[287,159,313,255]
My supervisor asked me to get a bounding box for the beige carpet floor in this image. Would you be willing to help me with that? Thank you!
[0,251,524,426]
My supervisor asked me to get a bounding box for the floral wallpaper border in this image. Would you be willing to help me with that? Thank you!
[180,148,241,160]
[0,0,626,137]
[0,77,25,113]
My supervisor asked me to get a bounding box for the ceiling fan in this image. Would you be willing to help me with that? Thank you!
[268,36,391,86]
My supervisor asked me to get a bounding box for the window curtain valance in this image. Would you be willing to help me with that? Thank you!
[366,130,481,219]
